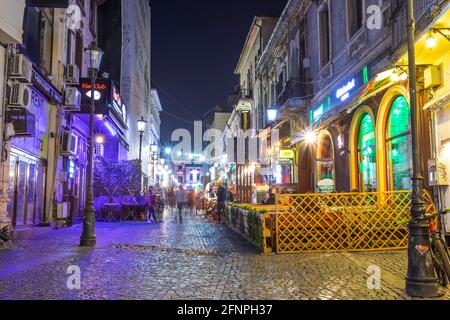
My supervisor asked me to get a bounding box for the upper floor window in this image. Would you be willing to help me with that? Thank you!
[299,18,309,78]
[90,0,97,37]
[318,4,330,68]
[347,0,364,38]
[23,7,54,75]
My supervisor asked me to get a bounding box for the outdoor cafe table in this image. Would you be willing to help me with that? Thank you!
[103,203,121,222]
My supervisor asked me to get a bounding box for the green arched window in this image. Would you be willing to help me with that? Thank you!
[358,113,376,192]
[386,96,412,190]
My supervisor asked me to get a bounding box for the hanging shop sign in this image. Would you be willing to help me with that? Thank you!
[279,149,295,159]
[79,79,127,129]
[236,98,253,111]
[240,110,251,131]
[111,82,127,124]
[310,65,370,124]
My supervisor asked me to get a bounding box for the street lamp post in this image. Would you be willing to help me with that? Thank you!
[137,116,147,162]
[80,41,103,247]
[405,0,439,297]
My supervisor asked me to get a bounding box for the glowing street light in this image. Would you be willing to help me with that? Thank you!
[304,130,318,144]
[267,108,277,122]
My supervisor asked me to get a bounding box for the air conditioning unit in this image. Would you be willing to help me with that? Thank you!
[8,83,32,109]
[56,202,70,219]
[65,64,80,84]
[64,87,81,111]
[61,130,77,156]
[8,53,32,83]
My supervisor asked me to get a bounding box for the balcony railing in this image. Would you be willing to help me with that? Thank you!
[276,77,312,109]
[392,0,443,52]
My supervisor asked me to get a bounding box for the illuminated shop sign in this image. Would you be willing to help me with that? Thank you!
[279,149,295,159]
[240,110,251,131]
[79,79,127,129]
[80,79,109,108]
[335,78,356,102]
[310,65,370,124]
[112,83,127,124]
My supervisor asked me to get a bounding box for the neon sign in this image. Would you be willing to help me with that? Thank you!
[336,78,356,102]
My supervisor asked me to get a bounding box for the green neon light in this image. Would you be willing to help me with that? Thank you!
[363,65,369,85]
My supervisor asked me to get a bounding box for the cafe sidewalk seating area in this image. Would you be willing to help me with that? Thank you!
[225,190,437,255]
[94,194,147,222]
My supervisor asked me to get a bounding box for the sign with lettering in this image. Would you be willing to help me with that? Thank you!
[31,67,62,104]
[310,65,371,124]
[279,149,295,159]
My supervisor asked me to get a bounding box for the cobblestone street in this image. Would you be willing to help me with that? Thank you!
[0,209,449,300]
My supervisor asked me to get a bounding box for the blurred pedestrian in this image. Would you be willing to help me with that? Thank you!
[175,186,187,223]
[146,186,157,223]
[216,183,226,223]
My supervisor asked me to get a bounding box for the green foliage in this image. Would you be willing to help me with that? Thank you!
[225,204,263,251]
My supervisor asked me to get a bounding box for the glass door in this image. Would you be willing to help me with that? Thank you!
[7,153,47,227]
[14,161,27,226]
[25,164,37,225]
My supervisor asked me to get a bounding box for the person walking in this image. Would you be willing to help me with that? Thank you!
[146,186,157,223]
[175,186,187,223]
[216,183,226,223]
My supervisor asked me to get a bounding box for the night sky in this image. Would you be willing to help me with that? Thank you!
[150,0,288,144]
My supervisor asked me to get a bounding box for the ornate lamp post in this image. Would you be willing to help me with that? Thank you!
[137,116,147,162]
[405,0,439,297]
[80,42,103,247]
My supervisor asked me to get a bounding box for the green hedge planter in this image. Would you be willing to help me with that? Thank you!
[225,204,268,252]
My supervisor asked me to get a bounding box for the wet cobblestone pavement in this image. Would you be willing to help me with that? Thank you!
[0,209,449,300]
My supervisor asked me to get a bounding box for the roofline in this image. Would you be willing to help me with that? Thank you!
[234,16,278,75]
[150,89,163,112]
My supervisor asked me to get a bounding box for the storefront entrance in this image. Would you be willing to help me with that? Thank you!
[7,152,46,227]
[316,132,336,193]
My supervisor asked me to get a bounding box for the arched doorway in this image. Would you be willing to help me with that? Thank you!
[316,131,335,193]
[385,96,412,190]
[375,85,412,192]
[350,106,377,192]
[358,114,377,192]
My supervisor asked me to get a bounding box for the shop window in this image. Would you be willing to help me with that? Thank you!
[357,113,376,192]
[386,96,412,190]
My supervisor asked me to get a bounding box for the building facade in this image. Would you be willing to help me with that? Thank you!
[227,0,450,217]
[98,0,158,180]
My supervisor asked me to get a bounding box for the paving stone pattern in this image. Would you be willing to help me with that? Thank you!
[0,209,449,300]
